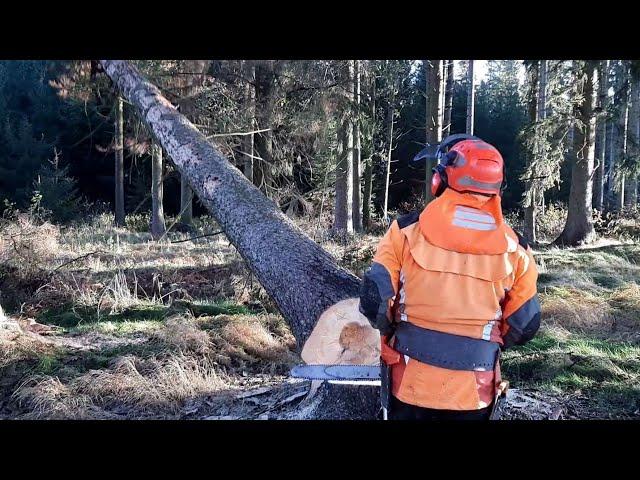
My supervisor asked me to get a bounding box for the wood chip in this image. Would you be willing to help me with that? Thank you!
[235,386,272,399]
[279,390,307,405]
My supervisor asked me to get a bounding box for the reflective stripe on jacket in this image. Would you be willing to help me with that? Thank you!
[359,189,540,410]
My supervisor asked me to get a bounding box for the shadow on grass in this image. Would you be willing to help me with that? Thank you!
[36,299,258,330]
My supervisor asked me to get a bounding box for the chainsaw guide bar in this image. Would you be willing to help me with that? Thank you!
[290,364,381,382]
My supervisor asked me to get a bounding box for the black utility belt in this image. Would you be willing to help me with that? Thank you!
[392,321,500,372]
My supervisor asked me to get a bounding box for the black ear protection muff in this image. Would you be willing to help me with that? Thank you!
[430,134,478,197]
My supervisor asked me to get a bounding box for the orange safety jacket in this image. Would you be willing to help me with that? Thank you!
[359,188,540,410]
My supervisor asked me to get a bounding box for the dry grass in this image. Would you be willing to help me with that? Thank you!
[0,324,56,370]
[541,287,612,334]
[0,214,60,269]
[215,315,297,366]
[13,354,231,419]
[153,314,212,354]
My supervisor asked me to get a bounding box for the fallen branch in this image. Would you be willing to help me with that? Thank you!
[170,231,224,244]
[53,251,104,272]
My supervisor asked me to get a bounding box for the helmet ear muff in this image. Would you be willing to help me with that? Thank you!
[431,164,448,197]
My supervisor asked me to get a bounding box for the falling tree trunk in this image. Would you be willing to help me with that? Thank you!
[443,60,454,138]
[334,61,354,234]
[466,60,475,135]
[352,60,363,232]
[150,143,166,240]
[100,60,379,419]
[555,61,598,246]
[243,61,256,185]
[114,95,125,227]
[625,64,639,208]
[523,61,540,244]
[593,60,609,212]
[424,60,443,203]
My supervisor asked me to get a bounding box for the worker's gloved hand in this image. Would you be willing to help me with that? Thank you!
[359,270,395,336]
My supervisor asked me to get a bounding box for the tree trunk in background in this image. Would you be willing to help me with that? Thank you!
[605,119,615,209]
[593,60,609,211]
[466,60,475,135]
[556,62,598,246]
[180,176,193,225]
[362,74,375,230]
[615,64,630,210]
[174,64,204,227]
[382,82,396,221]
[334,61,354,233]
[535,60,547,227]
[150,143,166,240]
[254,61,278,195]
[352,60,363,232]
[523,61,540,244]
[424,60,443,203]
[100,60,378,419]
[443,60,454,137]
[243,61,256,185]
[625,64,639,208]
[114,95,125,227]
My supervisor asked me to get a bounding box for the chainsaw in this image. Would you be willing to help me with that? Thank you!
[290,336,510,420]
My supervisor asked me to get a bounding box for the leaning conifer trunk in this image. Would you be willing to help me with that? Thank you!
[100,60,379,419]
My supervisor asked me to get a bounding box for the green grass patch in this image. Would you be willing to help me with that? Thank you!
[170,299,254,317]
[37,303,169,328]
[503,329,640,417]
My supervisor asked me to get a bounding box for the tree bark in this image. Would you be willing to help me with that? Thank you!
[114,95,125,227]
[100,60,378,419]
[334,61,354,234]
[466,60,475,135]
[593,60,609,212]
[555,61,598,246]
[424,60,443,203]
[150,143,166,240]
[352,60,363,232]
[443,60,454,138]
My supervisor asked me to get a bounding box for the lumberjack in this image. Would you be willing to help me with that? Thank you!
[359,135,541,420]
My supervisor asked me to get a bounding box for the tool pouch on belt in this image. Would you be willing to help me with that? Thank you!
[380,335,400,410]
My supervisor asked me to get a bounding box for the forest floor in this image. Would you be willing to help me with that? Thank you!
[1,213,639,420]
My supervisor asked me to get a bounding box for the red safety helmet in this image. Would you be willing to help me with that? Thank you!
[431,136,505,197]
